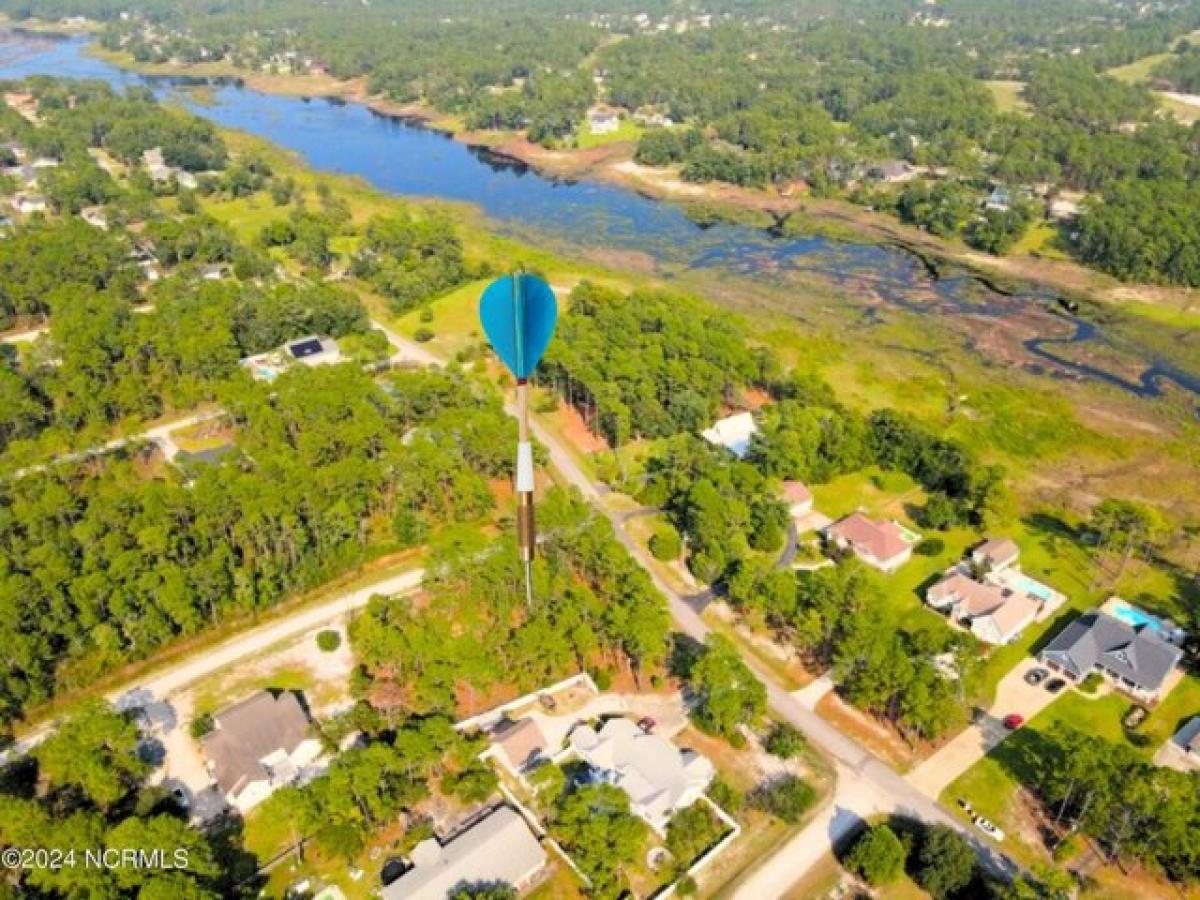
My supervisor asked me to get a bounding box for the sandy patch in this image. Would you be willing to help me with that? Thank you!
[554,401,609,453]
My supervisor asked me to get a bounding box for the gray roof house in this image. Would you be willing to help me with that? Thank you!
[1170,716,1200,758]
[381,806,547,900]
[201,691,324,812]
[1039,611,1182,700]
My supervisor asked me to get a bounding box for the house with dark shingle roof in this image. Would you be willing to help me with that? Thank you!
[1039,611,1182,701]
[200,691,324,812]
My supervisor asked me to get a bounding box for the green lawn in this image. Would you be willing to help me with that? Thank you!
[572,116,643,149]
[942,671,1200,868]
[1011,221,1069,260]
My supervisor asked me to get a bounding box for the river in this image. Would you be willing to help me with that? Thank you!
[1,31,1197,405]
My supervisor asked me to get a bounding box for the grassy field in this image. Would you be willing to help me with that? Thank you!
[983,80,1029,113]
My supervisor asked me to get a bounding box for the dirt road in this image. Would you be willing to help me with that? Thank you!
[5,567,423,761]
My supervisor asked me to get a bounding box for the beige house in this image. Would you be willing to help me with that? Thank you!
[926,572,1040,645]
[781,481,813,517]
[491,717,549,774]
[200,691,323,813]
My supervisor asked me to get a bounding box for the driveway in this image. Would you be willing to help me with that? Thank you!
[907,657,1061,798]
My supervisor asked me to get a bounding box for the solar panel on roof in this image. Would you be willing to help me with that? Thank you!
[288,338,324,359]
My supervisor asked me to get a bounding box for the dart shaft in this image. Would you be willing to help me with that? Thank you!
[515,380,535,563]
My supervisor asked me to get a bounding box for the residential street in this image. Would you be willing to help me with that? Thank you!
[388,323,1021,890]
[731,761,891,899]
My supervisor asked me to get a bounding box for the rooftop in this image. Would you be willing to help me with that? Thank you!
[781,480,813,505]
[381,806,546,900]
[827,512,913,562]
[1041,611,1182,694]
[570,718,713,829]
[701,411,758,459]
[972,537,1020,569]
[492,717,548,772]
[928,572,1010,617]
[201,691,311,796]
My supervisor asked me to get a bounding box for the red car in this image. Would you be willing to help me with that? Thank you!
[637,716,657,734]
[1002,713,1025,730]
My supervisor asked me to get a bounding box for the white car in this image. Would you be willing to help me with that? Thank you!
[974,815,1005,842]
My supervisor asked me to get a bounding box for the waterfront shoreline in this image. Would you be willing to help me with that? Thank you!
[77,42,1200,325]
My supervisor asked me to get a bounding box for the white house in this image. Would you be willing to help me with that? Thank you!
[200,691,323,813]
[588,108,620,135]
[381,806,546,900]
[570,718,714,834]
[823,513,918,574]
[701,411,758,459]
[12,193,47,215]
[80,206,108,230]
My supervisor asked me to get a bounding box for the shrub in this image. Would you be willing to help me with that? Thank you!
[666,804,724,865]
[189,712,214,739]
[413,326,435,342]
[418,306,434,323]
[845,824,906,885]
[316,629,341,652]
[592,668,613,691]
[755,775,816,823]
[1080,672,1103,694]
[764,723,806,760]
[915,537,945,557]
[708,777,743,814]
[649,524,683,561]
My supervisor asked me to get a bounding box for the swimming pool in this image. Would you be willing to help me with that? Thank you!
[1109,601,1172,637]
[1005,572,1058,603]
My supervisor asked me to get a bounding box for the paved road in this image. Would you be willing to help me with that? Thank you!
[4,567,424,762]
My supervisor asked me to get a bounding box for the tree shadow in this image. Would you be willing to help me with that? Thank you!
[668,632,705,680]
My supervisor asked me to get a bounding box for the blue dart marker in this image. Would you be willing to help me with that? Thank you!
[479,272,558,603]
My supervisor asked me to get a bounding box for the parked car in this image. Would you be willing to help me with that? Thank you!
[637,716,657,734]
[1024,667,1048,686]
[1045,677,1067,694]
[974,816,1005,842]
[1002,713,1025,730]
